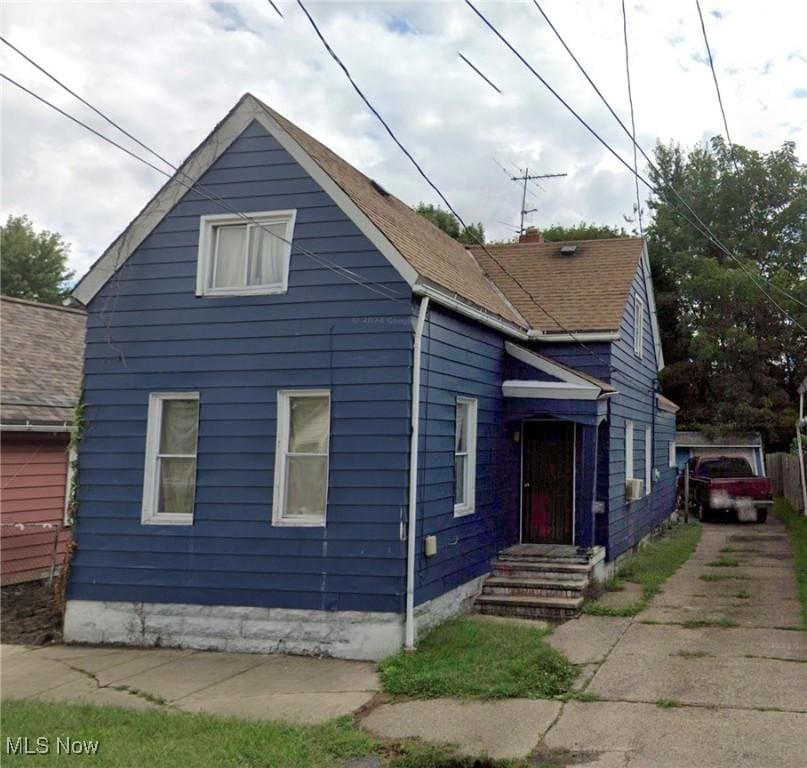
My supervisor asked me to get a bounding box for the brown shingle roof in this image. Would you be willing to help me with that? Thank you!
[470,238,644,333]
[0,296,86,426]
[254,97,526,329]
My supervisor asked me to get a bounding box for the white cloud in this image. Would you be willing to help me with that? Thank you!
[2,0,805,279]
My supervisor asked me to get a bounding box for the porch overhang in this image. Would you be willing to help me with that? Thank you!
[503,380,603,401]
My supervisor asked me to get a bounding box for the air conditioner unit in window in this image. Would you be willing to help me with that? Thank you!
[625,478,644,501]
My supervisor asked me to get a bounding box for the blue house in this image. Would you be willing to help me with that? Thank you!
[65,94,678,659]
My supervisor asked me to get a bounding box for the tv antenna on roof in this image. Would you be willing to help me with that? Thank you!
[510,167,567,234]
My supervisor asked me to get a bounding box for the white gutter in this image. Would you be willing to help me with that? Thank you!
[527,330,620,342]
[405,296,429,649]
[0,422,74,433]
[413,283,529,340]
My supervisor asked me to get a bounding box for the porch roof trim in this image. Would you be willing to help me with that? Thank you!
[504,341,617,400]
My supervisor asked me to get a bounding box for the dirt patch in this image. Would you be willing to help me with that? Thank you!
[1,580,62,645]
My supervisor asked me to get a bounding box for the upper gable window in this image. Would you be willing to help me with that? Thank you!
[634,294,645,359]
[196,211,296,297]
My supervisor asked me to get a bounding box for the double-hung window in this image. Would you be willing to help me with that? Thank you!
[273,390,330,526]
[634,295,645,359]
[645,425,652,495]
[454,397,478,517]
[197,210,296,297]
[142,393,199,525]
[669,440,677,468]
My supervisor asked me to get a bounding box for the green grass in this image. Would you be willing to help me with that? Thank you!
[583,522,702,617]
[378,617,576,700]
[707,556,739,568]
[699,573,748,582]
[775,497,807,630]
[0,701,375,768]
[681,618,739,629]
[735,589,752,599]
[655,698,682,709]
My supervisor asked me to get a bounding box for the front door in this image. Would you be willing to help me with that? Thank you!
[522,421,574,544]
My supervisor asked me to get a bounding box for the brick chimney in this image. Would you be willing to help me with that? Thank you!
[519,226,544,244]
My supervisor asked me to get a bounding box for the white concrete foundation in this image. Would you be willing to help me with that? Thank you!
[63,575,487,661]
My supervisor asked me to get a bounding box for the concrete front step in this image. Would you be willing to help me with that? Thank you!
[482,576,588,599]
[475,593,584,620]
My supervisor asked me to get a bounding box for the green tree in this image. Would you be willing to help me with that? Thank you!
[541,222,627,241]
[647,137,807,450]
[0,215,74,304]
[416,203,485,245]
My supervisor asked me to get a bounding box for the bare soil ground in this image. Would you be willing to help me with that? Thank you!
[1,580,62,645]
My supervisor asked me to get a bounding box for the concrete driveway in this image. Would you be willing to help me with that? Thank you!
[542,516,806,767]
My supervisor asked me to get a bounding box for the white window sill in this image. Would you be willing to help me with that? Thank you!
[198,285,288,298]
[272,516,326,528]
[453,504,475,518]
[141,513,194,526]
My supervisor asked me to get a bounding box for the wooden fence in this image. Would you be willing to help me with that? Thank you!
[766,453,807,512]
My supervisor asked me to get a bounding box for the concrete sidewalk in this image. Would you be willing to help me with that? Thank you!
[1,643,379,724]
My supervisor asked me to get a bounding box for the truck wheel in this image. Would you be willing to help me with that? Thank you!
[756,509,768,524]
[698,501,711,523]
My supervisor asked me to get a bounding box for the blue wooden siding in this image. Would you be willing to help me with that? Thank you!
[70,120,414,613]
[606,258,677,558]
[414,305,517,605]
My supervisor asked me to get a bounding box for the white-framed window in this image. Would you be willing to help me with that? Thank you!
[273,390,330,527]
[634,295,645,359]
[454,397,478,517]
[625,420,635,480]
[645,425,652,495]
[669,440,677,468]
[142,392,200,525]
[196,210,296,297]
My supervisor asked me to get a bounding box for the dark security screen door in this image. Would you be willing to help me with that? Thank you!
[522,421,574,544]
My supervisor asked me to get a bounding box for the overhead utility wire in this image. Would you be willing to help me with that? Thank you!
[0,72,405,304]
[296,0,616,369]
[621,0,644,239]
[694,0,739,172]
[527,0,806,314]
[467,0,806,329]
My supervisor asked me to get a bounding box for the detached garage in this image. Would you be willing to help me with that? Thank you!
[675,430,766,477]
[1,296,85,585]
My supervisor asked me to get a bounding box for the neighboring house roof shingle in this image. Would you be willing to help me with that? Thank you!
[0,296,86,428]
[471,238,645,333]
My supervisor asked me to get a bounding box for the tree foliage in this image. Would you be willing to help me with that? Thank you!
[0,215,74,304]
[541,222,627,241]
[416,203,485,245]
[647,137,807,450]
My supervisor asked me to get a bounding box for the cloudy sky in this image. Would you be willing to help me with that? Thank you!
[2,0,805,280]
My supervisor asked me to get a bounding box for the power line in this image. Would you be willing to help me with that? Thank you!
[621,0,644,240]
[266,0,284,19]
[1,72,406,304]
[694,0,738,171]
[458,52,502,94]
[528,0,805,314]
[468,0,806,328]
[297,0,617,369]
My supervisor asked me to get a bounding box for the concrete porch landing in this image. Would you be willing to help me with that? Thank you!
[500,543,603,561]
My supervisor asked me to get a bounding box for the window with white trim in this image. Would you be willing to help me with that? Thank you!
[197,210,296,297]
[669,440,677,468]
[645,425,652,495]
[273,390,330,526]
[625,421,634,480]
[634,295,645,359]
[142,393,199,525]
[454,397,478,517]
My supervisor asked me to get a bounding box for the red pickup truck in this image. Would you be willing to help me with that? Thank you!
[684,456,773,523]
